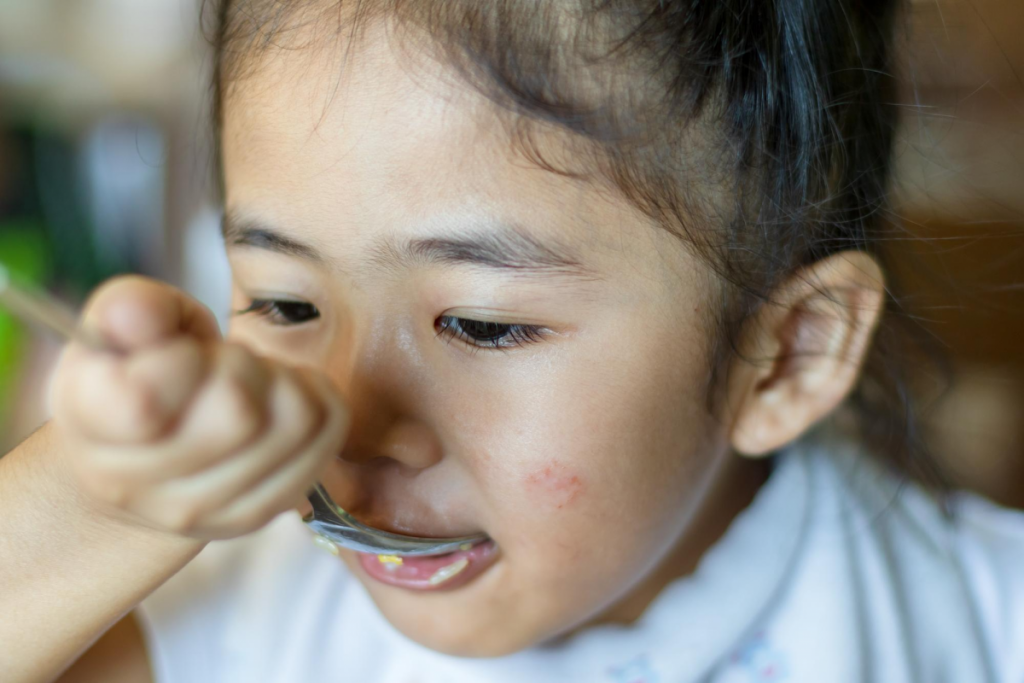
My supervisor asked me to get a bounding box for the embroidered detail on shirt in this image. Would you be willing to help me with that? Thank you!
[728,631,789,681]
[608,654,659,683]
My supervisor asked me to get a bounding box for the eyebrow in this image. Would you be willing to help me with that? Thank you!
[222,212,598,280]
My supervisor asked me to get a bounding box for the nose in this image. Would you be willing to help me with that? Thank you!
[336,399,444,471]
[300,416,442,520]
[329,342,444,473]
[370,420,443,470]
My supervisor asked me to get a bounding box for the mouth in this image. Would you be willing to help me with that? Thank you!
[305,480,499,591]
[308,519,500,591]
[354,539,500,591]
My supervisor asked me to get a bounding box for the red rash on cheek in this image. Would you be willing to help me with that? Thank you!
[523,463,585,510]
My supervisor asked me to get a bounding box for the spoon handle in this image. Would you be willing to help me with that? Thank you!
[0,263,110,352]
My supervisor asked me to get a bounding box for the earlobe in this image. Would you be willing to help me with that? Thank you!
[726,252,886,457]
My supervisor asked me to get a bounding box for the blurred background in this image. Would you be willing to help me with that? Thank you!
[0,0,228,452]
[0,0,1021,507]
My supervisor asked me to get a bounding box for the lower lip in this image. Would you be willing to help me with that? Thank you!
[356,541,499,592]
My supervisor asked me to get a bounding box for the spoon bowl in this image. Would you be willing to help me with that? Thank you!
[304,484,490,556]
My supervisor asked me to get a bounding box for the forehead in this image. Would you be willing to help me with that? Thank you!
[219,19,693,283]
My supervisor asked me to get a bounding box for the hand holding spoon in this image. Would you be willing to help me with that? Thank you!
[0,263,488,557]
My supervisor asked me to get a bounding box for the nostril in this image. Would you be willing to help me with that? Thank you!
[380,420,444,470]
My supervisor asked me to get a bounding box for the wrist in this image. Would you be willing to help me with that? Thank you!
[18,422,206,554]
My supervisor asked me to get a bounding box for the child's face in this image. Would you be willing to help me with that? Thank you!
[222,28,740,656]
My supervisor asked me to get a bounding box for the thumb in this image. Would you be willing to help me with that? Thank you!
[81,275,221,351]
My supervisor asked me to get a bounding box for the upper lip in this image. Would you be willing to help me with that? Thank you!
[323,462,486,539]
[344,507,485,539]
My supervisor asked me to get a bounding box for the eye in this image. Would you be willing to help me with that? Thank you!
[435,315,547,351]
[237,299,320,326]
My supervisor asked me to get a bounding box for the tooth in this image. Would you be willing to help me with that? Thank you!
[428,558,469,586]
[458,543,474,551]
[312,535,339,556]
[377,554,403,566]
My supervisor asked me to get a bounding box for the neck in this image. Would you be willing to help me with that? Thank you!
[587,453,773,628]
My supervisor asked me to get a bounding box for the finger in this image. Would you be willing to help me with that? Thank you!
[136,369,348,538]
[149,363,325,514]
[122,337,209,435]
[54,338,209,503]
[83,343,274,479]
[193,374,349,538]
[53,341,205,444]
[80,276,220,351]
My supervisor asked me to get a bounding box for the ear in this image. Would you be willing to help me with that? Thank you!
[725,251,886,456]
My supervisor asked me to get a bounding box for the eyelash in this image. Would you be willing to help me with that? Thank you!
[237,299,321,326]
[238,299,548,351]
[435,316,547,352]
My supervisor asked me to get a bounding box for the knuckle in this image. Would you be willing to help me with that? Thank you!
[174,338,207,375]
[217,343,246,369]
[77,468,132,508]
[81,275,150,325]
[120,381,168,439]
[234,508,276,534]
[217,379,266,443]
[55,358,113,433]
[97,478,133,508]
[74,448,139,505]
[308,380,348,445]
[285,375,325,435]
[83,275,139,309]
[324,392,351,438]
[212,521,254,540]
[294,401,323,440]
[220,343,262,383]
[226,342,257,364]
[104,486,132,509]
[284,407,320,447]
[159,501,205,534]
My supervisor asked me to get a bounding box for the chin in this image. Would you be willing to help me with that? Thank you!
[380,602,530,657]
[354,557,542,658]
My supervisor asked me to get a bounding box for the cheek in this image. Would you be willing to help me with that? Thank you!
[451,319,718,556]
[480,363,716,562]
[522,462,585,511]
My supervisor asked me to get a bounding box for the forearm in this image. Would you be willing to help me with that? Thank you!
[0,424,204,683]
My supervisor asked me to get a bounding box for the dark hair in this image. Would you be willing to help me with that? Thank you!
[206,0,948,494]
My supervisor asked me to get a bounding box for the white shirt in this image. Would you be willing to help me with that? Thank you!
[135,439,1024,682]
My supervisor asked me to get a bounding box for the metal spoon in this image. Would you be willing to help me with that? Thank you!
[0,263,490,557]
[303,483,487,556]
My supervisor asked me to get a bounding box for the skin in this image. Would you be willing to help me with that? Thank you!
[217,21,884,657]
[11,15,884,682]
